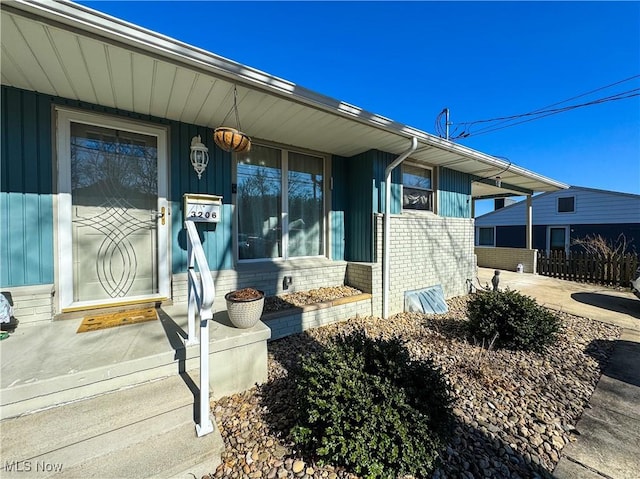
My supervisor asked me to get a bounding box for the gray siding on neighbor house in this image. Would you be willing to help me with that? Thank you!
[0,86,234,288]
[476,188,640,227]
[475,187,640,252]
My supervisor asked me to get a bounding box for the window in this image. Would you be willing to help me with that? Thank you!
[477,227,495,246]
[547,226,568,253]
[236,144,324,260]
[402,164,433,211]
[557,196,575,213]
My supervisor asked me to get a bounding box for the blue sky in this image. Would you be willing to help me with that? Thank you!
[80,1,640,216]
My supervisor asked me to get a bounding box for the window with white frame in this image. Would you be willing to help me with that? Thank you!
[557,196,575,213]
[236,144,324,260]
[477,227,495,246]
[402,164,434,211]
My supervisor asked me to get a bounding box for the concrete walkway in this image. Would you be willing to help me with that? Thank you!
[477,269,640,479]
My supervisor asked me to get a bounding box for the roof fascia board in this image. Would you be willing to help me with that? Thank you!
[7,0,569,192]
[472,177,534,196]
[473,193,524,200]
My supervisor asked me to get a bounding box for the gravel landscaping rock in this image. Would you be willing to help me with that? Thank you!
[210,295,620,479]
[263,286,363,314]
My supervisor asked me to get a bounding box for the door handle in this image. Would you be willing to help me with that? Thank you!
[152,207,166,225]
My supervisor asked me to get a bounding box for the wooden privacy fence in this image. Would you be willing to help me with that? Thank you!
[537,251,639,287]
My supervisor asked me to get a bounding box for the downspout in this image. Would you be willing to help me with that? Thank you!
[383,137,418,319]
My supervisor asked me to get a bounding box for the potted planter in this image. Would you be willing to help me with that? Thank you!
[225,288,265,328]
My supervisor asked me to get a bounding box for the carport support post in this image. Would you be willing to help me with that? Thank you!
[526,194,532,249]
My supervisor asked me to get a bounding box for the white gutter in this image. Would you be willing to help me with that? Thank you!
[383,137,418,319]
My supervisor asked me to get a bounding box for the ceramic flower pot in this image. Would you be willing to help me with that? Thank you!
[224,288,264,328]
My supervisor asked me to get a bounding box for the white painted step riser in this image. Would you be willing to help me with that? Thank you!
[1,353,206,419]
[2,323,269,419]
[1,375,223,479]
[2,410,221,479]
[1,376,197,460]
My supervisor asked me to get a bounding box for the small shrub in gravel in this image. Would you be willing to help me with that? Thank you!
[467,288,562,352]
[290,330,453,479]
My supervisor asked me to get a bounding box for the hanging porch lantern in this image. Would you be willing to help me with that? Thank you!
[213,85,251,153]
[190,135,209,179]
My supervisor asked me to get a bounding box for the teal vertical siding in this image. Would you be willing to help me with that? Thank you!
[438,167,472,218]
[370,150,400,214]
[344,151,377,262]
[169,122,233,274]
[333,149,398,262]
[332,152,473,265]
[1,87,54,287]
[1,85,233,288]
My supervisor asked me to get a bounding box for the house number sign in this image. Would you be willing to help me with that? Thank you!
[183,193,222,224]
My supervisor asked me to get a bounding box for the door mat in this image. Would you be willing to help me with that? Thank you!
[77,308,158,333]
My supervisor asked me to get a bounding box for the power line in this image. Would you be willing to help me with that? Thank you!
[458,74,640,127]
[465,89,639,138]
[444,74,640,140]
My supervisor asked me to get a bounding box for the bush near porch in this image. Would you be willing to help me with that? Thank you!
[211,296,619,479]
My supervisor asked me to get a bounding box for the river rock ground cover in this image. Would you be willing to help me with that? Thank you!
[211,295,620,479]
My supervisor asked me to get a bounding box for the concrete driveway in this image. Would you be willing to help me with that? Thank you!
[476,267,640,332]
[476,268,640,479]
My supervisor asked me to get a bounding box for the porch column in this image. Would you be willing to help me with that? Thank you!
[526,194,532,249]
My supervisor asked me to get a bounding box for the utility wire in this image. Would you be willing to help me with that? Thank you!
[459,75,639,127]
[464,89,639,138]
[446,74,640,140]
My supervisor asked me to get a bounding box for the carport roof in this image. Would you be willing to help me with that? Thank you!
[1,0,569,197]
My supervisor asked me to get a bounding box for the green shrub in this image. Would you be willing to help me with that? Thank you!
[290,330,453,479]
[467,288,562,352]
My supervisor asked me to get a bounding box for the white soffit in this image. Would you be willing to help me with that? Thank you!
[1,0,568,195]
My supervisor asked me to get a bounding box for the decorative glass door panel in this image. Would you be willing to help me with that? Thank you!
[70,122,159,302]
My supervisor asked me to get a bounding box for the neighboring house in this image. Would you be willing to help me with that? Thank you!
[1,0,568,327]
[475,187,640,254]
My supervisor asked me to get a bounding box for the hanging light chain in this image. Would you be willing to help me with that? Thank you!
[221,85,242,130]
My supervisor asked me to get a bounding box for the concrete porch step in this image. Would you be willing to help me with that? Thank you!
[0,373,224,478]
[1,306,270,419]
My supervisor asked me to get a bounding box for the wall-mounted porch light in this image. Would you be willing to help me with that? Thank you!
[495,176,502,188]
[190,135,209,180]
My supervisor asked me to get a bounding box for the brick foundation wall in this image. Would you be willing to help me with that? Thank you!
[264,294,373,340]
[475,247,537,273]
[173,259,349,309]
[1,285,54,325]
[374,214,476,315]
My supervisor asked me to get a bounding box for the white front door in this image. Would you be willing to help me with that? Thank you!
[56,109,170,311]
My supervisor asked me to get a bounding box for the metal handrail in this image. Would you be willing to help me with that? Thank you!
[185,219,215,437]
[186,221,215,323]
